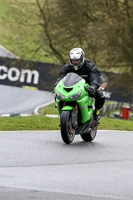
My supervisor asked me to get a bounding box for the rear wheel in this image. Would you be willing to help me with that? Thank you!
[80,126,97,142]
[60,110,75,144]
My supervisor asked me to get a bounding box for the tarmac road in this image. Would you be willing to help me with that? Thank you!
[0,85,54,115]
[0,130,133,200]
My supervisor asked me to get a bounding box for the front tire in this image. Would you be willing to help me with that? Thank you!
[80,126,97,142]
[60,110,75,144]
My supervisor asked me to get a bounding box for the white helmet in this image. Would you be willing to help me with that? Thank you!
[69,48,85,70]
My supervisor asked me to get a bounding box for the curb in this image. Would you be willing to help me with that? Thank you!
[0,113,32,117]
[34,99,55,115]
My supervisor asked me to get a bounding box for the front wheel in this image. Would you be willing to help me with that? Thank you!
[60,110,75,144]
[80,126,97,142]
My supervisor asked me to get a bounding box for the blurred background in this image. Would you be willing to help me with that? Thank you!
[0,0,133,119]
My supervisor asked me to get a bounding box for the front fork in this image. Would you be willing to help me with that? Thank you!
[71,108,78,129]
[63,101,78,129]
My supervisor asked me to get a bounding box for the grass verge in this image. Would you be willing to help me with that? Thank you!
[41,102,58,115]
[0,115,60,131]
[0,115,133,131]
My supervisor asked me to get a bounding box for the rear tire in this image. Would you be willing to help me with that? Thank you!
[80,126,97,142]
[60,111,75,144]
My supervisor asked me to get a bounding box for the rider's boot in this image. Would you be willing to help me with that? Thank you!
[94,108,102,125]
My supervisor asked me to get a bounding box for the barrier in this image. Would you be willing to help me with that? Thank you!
[0,57,132,103]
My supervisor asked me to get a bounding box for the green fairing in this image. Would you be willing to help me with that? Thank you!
[62,106,74,110]
[55,73,94,123]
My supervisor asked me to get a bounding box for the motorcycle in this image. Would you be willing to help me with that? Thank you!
[54,72,97,144]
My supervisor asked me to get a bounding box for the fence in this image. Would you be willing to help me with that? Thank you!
[101,102,123,118]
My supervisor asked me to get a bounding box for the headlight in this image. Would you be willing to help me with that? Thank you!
[69,90,82,99]
[56,91,65,99]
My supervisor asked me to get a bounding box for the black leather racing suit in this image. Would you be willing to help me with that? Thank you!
[55,59,105,109]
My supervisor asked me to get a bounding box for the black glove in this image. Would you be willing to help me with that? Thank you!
[88,86,96,95]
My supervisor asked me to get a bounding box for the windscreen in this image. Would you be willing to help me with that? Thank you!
[63,73,83,87]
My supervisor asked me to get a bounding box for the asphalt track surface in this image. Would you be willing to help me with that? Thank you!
[0,85,54,115]
[0,130,133,200]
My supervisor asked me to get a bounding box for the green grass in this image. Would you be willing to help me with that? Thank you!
[99,118,133,131]
[0,114,133,131]
[0,1,18,56]
[41,102,59,115]
[0,115,60,131]
[0,0,58,63]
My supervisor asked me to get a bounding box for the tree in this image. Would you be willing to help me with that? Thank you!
[5,0,105,65]
[4,0,133,78]
[3,0,133,102]
[103,0,133,102]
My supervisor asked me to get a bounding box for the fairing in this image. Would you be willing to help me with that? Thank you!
[63,73,82,87]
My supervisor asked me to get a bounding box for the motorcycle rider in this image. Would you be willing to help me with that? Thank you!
[55,48,105,124]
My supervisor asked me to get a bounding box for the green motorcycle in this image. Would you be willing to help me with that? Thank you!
[54,72,97,144]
